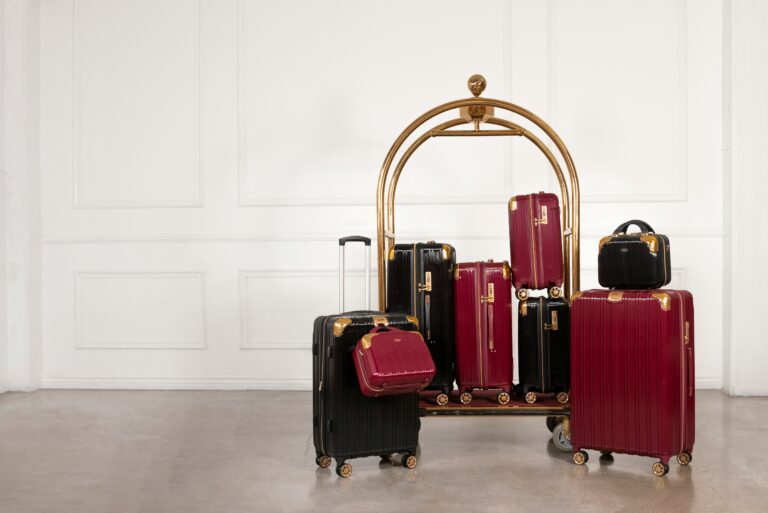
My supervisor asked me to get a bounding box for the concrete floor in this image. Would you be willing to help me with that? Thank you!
[0,391,766,513]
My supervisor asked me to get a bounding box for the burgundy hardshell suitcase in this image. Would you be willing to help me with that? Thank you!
[508,193,564,299]
[353,326,435,398]
[570,289,695,476]
[453,261,513,405]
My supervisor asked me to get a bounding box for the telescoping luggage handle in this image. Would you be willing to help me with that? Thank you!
[339,236,371,312]
[613,220,655,234]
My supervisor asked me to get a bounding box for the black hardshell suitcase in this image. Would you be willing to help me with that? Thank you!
[598,219,671,289]
[313,236,421,478]
[517,296,570,404]
[387,242,456,402]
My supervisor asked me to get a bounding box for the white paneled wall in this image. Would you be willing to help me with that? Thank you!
[33,0,727,390]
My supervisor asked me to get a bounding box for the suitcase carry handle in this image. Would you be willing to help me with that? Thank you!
[613,219,655,234]
[339,235,371,312]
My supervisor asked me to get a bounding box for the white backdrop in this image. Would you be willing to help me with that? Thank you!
[2,0,752,391]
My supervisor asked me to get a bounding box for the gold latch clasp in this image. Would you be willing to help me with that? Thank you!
[480,282,495,303]
[684,321,690,345]
[417,271,432,292]
[534,205,548,226]
[544,310,559,331]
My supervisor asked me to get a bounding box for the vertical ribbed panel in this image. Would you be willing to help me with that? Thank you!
[571,290,695,460]
[454,264,481,388]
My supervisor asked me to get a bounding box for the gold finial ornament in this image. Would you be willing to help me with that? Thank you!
[467,74,486,97]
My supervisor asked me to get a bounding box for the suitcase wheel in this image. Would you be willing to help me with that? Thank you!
[401,454,417,469]
[459,392,473,405]
[436,393,450,406]
[652,461,669,477]
[525,392,537,404]
[551,423,572,452]
[546,416,560,433]
[379,454,392,464]
[676,451,692,466]
[573,450,589,465]
[497,392,510,405]
[549,286,562,298]
[516,288,529,301]
[599,452,614,463]
[315,455,332,468]
[336,462,353,478]
[556,391,570,404]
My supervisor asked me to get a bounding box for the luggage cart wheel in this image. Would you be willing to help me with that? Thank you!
[516,289,529,301]
[556,391,569,404]
[551,423,572,452]
[497,392,510,405]
[549,286,562,298]
[573,450,589,465]
[459,392,473,405]
[315,455,332,468]
[401,454,417,469]
[336,463,353,478]
[546,416,560,433]
[652,461,669,477]
[676,451,692,466]
[525,392,537,404]
[436,393,449,406]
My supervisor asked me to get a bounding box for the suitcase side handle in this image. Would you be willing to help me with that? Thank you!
[613,219,655,234]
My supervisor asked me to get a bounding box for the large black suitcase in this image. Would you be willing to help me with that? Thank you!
[598,219,671,289]
[313,236,421,478]
[517,296,570,404]
[386,242,456,402]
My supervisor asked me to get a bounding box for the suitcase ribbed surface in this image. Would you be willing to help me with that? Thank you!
[570,290,695,460]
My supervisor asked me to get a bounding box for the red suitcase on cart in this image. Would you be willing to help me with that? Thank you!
[354,326,436,398]
[570,289,695,476]
[453,261,513,405]
[508,193,564,299]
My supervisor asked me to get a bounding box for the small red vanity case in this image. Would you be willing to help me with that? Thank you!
[508,192,564,299]
[353,326,436,397]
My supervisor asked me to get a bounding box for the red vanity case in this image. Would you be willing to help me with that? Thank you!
[570,289,695,475]
[508,192,564,297]
[353,326,436,398]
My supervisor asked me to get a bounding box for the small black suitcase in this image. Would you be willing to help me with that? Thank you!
[387,242,456,403]
[598,219,671,289]
[313,236,421,478]
[518,296,570,404]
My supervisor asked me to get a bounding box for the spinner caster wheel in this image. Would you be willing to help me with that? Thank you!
[516,289,529,301]
[401,454,417,469]
[459,392,473,405]
[379,454,391,464]
[549,287,562,298]
[497,392,510,405]
[573,450,589,465]
[546,416,560,433]
[315,455,332,468]
[525,392,537,404]
[552,422,572,452]
[652,461,670,477]
[677,451,692,466]
[556,391,570,404]
[436,393,449,406]
[336,463,352,478]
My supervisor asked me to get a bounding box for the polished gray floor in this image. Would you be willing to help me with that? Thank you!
[0,390,766,513]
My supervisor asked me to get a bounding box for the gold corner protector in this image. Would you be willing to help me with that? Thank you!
[502,261,511,280]
[570,291,584,302]
[453,267,461,280]
[607,291,624,303]
[388,245,395,261]
[651,292,671,311]
[361,333,377,350]
[599,236,613,252]
[441,244,452,261]
[508,197,518,211]
[405,315,419,329]
[640,234,659,253]
[333,317,352,337]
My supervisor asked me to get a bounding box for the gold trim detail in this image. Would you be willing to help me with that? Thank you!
[570,291,584,302]
[684,321,690,345]
[360,332,377,350]
[520,300,528,317]
[481,282,495,303]
[441,244,452,261]
[599,236,613,252]
[388,245,395,261]
[333,317,352,337]
[544,310,559,331]
[406,315,419,329]
[453,267,461,280]
[502,261,511,280]
[640,235,659,253]
[651,292,671,311]
[607,291,624,303]
[372,315,389,326]
[417,271,432,292]
[535,205,548,225]
[509,197,518,211]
